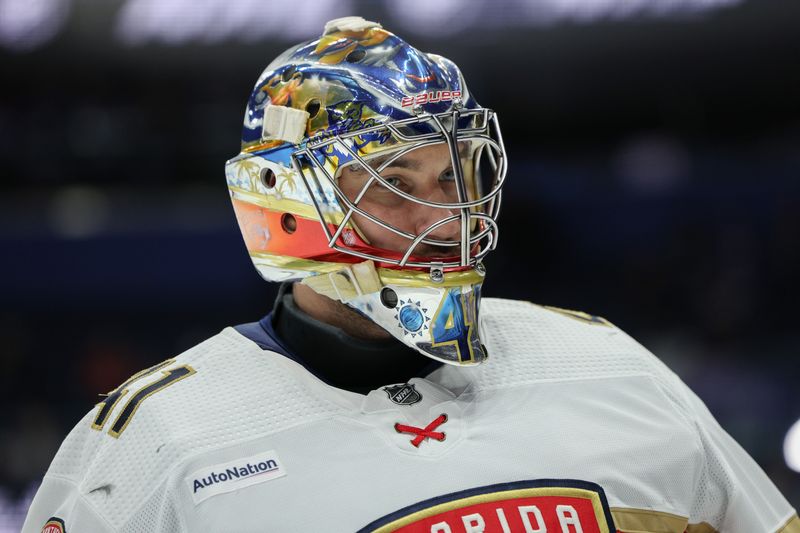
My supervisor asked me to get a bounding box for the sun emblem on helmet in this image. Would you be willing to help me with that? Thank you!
[395,300,431,338]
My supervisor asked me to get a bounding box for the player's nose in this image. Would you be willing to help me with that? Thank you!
[413,203,462,242]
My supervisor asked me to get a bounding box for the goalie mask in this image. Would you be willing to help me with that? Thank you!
[225,17,507,366]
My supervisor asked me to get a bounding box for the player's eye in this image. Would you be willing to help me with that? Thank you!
[439,168,455,182]
[382,176,404,189]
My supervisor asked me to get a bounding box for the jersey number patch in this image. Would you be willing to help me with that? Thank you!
[91,359,196,438]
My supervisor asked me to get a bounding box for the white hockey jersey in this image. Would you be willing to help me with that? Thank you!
[23,298,798,532]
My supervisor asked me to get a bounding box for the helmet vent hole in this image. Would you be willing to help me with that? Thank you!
[281,213,297,234]
[305,99,321,118]
[281,65,296,82]
[260,168,276,189]
[345,49,366,63]
[380,287,398,309]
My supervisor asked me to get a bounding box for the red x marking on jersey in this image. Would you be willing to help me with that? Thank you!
[394,414,448,447]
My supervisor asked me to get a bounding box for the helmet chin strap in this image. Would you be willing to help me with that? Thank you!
[300,260,383,303]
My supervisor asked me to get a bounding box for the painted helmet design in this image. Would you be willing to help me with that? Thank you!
[225,17,507,366]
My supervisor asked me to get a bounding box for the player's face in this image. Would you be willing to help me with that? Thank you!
[338,143,468,258]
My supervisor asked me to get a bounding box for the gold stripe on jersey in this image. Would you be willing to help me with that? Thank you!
[610,507,688,532]
[779,514,800,533]
[539,304,614,327]
[684,522,717,533]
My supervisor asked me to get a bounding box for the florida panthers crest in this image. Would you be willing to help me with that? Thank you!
[359,480,616,533]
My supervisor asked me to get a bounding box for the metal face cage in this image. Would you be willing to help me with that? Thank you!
[291,108,508,271]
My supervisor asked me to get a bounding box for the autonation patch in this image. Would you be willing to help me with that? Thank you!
[186,450,286,504]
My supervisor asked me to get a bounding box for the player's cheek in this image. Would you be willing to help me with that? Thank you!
[370,212,412,249]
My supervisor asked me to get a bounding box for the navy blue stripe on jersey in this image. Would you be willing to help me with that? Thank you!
[235,311,443,390]
[234,313,336,386]
[234,314,291,354]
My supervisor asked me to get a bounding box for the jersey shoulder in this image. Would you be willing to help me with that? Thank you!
[475,298,799,532]
[477,297,680,392]
[40,326,338,531]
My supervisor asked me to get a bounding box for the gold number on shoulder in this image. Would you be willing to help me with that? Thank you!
[92,359,196,438]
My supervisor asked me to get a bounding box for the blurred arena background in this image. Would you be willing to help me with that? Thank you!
[1,0,799,527]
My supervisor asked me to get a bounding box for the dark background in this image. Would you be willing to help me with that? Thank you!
[1,0,799,527]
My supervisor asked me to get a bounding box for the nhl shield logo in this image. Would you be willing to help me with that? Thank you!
[384,383,422,405]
